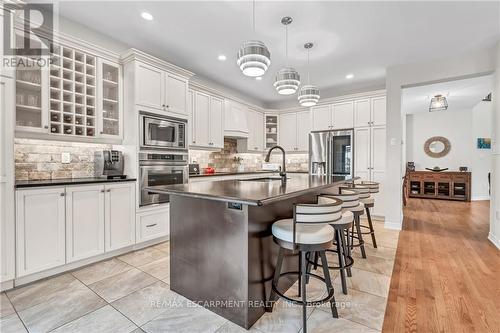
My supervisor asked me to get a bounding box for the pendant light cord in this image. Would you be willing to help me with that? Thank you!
[252,0,255,33]
[285,24,288,65]
[307,48,310,84]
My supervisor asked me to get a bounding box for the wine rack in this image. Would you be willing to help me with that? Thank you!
[49,44,96,137]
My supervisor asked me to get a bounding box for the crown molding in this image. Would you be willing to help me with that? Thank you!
[121,48,195,79]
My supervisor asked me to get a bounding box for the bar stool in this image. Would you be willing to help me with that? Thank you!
[339,184,368,259]
[357,181,379,248]
[267,198,344,332]
[309,194,355,295]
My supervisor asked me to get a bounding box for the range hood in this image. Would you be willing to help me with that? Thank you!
[224,100,249,138]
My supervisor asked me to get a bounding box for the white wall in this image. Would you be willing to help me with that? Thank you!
[386,47,496,230]
[405,103,493,200]
[490,42,500,250]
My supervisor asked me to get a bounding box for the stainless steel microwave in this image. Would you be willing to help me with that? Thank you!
[140,113,187,150]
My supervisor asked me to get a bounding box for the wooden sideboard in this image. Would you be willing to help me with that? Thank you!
[408,171,471,201]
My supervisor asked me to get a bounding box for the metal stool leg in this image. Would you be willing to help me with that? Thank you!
[335,230,348,294]
[298,252,302,297]
[267,247,284,312]
[355,214,367,259]
[344,228,352,277]
[301,251,307,333]
[365,206,378,248]
[319,251,338,318]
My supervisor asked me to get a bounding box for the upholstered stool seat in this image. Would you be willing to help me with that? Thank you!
[272,219,334,246]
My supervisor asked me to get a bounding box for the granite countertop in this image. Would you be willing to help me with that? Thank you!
[15,177,137,188]
[189,170,308,178]
[146,173,351,206]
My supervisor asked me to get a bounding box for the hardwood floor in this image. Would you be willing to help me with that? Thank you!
[383,199,500,333]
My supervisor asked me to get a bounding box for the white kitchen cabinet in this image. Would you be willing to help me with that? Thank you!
[354,96,386,127]
[370,126,386,216]
[354,126,386,217]
[312,102,353,130]
[296,110,311,151]
[354,127,371,181]
[193,91,210,147]
[279,112,297,152]
[246,109,264,152]
[371,96,386,126]
[332,101,354,129]
[136,205,169,242]
[16,187,66,277]
[65,185,105,263]
[98,59,122,138]
[190,90,223,149]
[354,99,371,127]
[209,96,224,148]
[166,73,188,115]
[136,62,163,110]
[279,111,310,152]
[105,182,136,252]
[1,76,15,284]
[135,62,187,115]
[311,105,331,131]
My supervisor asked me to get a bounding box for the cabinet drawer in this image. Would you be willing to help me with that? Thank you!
[453,175,468,182]
[437,175,451,182]
[137,208,169,242]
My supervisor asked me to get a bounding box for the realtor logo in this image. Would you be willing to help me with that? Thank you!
[3,2,53,58]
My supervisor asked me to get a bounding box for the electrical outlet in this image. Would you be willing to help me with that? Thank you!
[496,210,500,221]
[61,153,71,164]
[390,138,397,146]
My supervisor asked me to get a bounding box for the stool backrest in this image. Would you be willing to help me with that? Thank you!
[357,180,379,193]
[292,198,343,247]
[340,184,370,199]
[319,190,359,209]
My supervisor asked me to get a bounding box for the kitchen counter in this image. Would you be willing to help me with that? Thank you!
[146,173,352,329]
[15,177,137,188]
[188,170,307,178]
[149,173,348,206]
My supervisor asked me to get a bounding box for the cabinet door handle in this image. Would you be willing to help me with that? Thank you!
[166,105,169,108]
[146,223,158,228]
[107,189,111,192]
[60,192,65,196]
[44,125,49,129]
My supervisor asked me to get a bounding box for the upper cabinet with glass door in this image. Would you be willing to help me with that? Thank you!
[14,32,49,133]
[98,60,122,138]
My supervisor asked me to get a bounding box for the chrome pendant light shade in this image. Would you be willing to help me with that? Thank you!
[429,94,448,112]
[298,42,320,106]
[237,40,271,77]
[237,0,270,77]
[298,84,320,107]
[274,67,300,95]
[274,17,300,95]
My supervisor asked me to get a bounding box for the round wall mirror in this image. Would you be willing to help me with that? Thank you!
[424,136,451,158]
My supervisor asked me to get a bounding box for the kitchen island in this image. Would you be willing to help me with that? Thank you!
[146,173,352,329]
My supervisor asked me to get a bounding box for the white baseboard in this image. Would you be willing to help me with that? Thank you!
[472,196,490,201]
[488,232,500,250]
[0,280,14,292]
[384,221,402,230]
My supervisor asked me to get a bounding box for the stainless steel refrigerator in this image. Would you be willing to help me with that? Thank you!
[309,129,354,177]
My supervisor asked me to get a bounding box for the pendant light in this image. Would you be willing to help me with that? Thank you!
[237,0,271,77]
[298,43,320,107]
[274,17,300,95]
[429,94,448,112]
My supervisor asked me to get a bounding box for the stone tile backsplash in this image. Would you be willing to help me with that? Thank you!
[14,138,112,180]
[14,138,309,180]
[190,138,308,173]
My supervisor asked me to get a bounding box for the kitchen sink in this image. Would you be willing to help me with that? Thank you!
[238,177,288,182]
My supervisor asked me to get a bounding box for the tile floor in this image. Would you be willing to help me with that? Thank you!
[0,219,399,333]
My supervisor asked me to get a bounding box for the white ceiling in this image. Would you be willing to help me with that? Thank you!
[401,75,493,115]
[57,1,500,107]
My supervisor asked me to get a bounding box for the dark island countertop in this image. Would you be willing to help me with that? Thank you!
[15,177,137,188]
[189,170,307,178]
[147,173,351,206]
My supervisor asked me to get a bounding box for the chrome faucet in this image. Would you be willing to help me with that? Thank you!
[265,146,287,182]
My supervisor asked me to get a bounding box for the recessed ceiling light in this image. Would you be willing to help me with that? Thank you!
[345,73,354,79]
[141,12,153,21]
[218,55,227,61]
[255,77,262,81]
